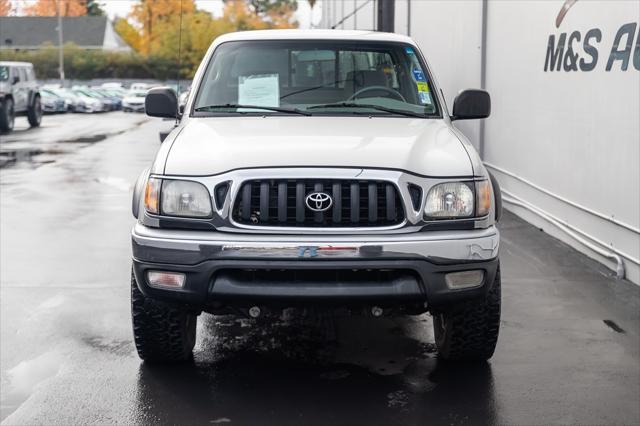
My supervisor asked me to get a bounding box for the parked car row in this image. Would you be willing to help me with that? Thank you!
[1,60,185,133]
[40,83,158,115]
[41,85,123,113]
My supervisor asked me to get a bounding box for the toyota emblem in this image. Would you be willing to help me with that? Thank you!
[305,192,333,212]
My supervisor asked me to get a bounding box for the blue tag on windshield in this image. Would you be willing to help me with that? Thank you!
[412,68,426,82]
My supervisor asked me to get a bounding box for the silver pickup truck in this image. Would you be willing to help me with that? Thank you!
[131,30,502,363]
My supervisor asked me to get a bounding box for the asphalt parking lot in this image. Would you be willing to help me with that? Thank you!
[1,113,639,425]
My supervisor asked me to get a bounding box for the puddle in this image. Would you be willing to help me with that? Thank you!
[1,352,63,422]
[197,312,437,379]
[0,147,66,170]
[60,134,107,144]
[0,123,139,170]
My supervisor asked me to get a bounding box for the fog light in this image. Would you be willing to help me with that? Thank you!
[445,270,484,289]
[147,271,186,289]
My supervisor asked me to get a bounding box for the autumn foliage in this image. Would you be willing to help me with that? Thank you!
[23,0,88,16]
[0,0,13,16]
[3,0,298,79]
[116,0,298,77]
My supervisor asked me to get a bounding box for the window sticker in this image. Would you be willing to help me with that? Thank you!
[238,74,279,108]
[416,81,433,105]
[412,68,426,82]
[405,47,416,56]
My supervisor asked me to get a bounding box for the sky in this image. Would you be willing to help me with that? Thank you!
[13,0,322,28]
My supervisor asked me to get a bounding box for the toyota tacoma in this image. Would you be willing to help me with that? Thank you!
[131,30,502,363]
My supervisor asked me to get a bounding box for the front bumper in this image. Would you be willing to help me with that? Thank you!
[123,103,145,112]
[132,223,500,309]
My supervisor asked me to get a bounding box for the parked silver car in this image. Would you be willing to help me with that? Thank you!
[122,90,146,112]
[40,89,66,114]
[0,61,42,132]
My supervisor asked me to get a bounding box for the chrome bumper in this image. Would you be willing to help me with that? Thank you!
[132,223,499,265]
[131,224,500,307]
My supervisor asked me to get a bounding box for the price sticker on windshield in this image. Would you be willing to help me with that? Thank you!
[238,74,280,108]
[416,81,432,105]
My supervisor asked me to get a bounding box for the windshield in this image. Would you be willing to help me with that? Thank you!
[42,89,60,98]
[193,40,439,118]
[0,66,8,81]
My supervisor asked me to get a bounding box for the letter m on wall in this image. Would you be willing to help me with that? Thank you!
[545,34,567,71]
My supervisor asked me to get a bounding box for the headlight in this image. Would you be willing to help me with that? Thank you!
[161,180,212,217]
[144,178,212,218]
[424,182,474,218]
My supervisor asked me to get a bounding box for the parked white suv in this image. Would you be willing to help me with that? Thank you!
[132,30,502,363]
[0,61,42,133]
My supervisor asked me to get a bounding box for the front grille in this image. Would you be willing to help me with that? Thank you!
[232,179,405,227]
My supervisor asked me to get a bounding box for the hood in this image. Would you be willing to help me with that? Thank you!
[162,117,473,177]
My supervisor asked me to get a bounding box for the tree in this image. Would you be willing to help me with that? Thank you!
[23,0,87,16]
[113,0,298,78]
[151,11,233,77]
[249,0,297,16]
[222,0,270,31]
[0,0,13,16]
[114,18,142,53]
[223,0,297,30]
[128,0,196,55]
[86,0,105,16]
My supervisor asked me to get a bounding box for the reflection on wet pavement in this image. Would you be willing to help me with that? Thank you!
[134,313,497,425]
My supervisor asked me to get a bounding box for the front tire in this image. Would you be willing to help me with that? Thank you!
[131,269,197,362]
[433,265,501,361]
[27,95,42,127]
[0,97,15,133]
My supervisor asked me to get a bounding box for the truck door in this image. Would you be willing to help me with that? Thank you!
[13,67,28,111]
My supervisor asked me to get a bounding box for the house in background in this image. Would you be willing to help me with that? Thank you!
[0,16,131,51]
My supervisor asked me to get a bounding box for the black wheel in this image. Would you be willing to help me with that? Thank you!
[433,265,501,361]
[27,95,42,127]
[0,97,15,133]
[131,269,197,362]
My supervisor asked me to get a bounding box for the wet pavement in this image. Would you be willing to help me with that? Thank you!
[1,114,639,425]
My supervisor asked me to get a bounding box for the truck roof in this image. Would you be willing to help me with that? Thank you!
[215,29,415,45]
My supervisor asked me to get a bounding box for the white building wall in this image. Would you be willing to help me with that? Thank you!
[320,0,640,284]
[482,0,639,284]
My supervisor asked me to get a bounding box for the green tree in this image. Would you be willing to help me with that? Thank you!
[249,0,298,15]
[86,0,105,16]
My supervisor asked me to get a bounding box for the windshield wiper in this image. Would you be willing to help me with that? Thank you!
[194,104,311,116]
[307,102,425,118]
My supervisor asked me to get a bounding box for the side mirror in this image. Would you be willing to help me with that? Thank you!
[145,87,178,118]
[451,89,490,120]
[12,75,19,85]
